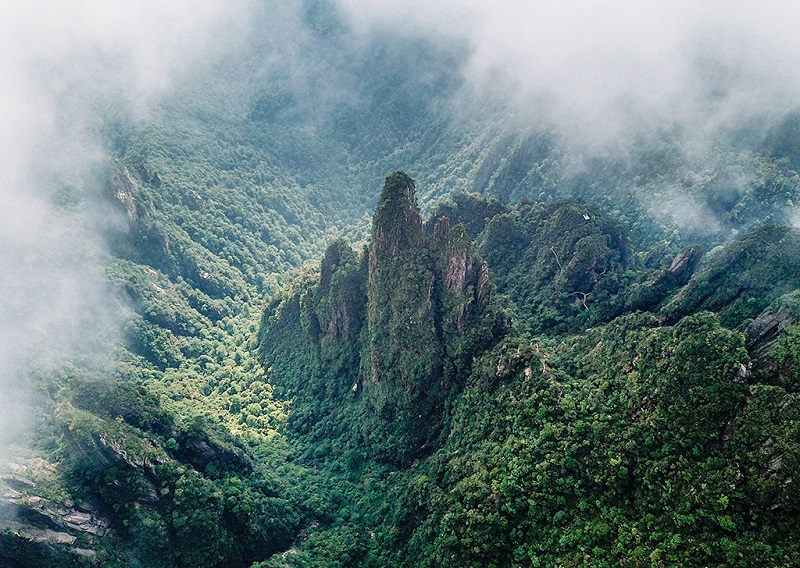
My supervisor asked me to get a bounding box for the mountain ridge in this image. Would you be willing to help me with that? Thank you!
[5,8,800,563]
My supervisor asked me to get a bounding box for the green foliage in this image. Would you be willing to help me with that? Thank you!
[13,9,800,565]
[476,199,634,334]
[744,291,800,392]
[54,378,300,568]
[255,194,800,566]
[423,189,508,240]
[375,312,800,567]
[661,225,800,328]
[259,174,509,469]
[366,173,446,458]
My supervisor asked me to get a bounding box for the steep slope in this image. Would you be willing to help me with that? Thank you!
[259,172,506,466]
[6,3,800,565]
[256,174,800,567]
[476,199,633,333]
[660,225,800,328]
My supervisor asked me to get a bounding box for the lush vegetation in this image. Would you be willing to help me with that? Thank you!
[6,3,800,566]
[251,173,800,567]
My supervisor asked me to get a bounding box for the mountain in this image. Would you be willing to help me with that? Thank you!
[4,3,800,567]
[254,173,800,567]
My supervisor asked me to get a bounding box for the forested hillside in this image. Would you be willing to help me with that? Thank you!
[4,2,800,567]
[254,172,800,567]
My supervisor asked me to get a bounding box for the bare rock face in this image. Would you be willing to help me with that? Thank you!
[432,215,450,241]
[109,163,162,224]
[436,221,473,296]
[6,495,112,538]
[746,310,793,355]
[444,249,470,295]
[1,467,111,563]
[324,303,352,341]
[476,262,492,310]
[668,245,703,284]
[740,292,800,394]
[111,166,141,222]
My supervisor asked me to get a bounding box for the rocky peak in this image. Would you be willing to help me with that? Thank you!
[369,171,422,263]
[432,215,450,241]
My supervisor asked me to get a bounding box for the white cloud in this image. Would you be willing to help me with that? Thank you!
[0,0,253,458]
[336,0,800,146]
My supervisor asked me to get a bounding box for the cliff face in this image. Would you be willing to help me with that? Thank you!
[314,239,366,348]
[260,172,505,463]
[369,171,423,265]
[362,173,508,457]
[364,173,445,456]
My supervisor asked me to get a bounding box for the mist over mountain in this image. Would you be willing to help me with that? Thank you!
[3,1,800,566]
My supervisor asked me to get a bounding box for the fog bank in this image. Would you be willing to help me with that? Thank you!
[337,0,800,149]
[0,0,253,458]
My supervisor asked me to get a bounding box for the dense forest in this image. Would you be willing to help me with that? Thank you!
[4,1,800,567]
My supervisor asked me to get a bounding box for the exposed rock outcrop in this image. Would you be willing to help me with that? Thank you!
[1,467,111,564]
[110,166,141,222]
[747,310,794,356]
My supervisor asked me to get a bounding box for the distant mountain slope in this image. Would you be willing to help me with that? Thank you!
[6,3,800,566]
